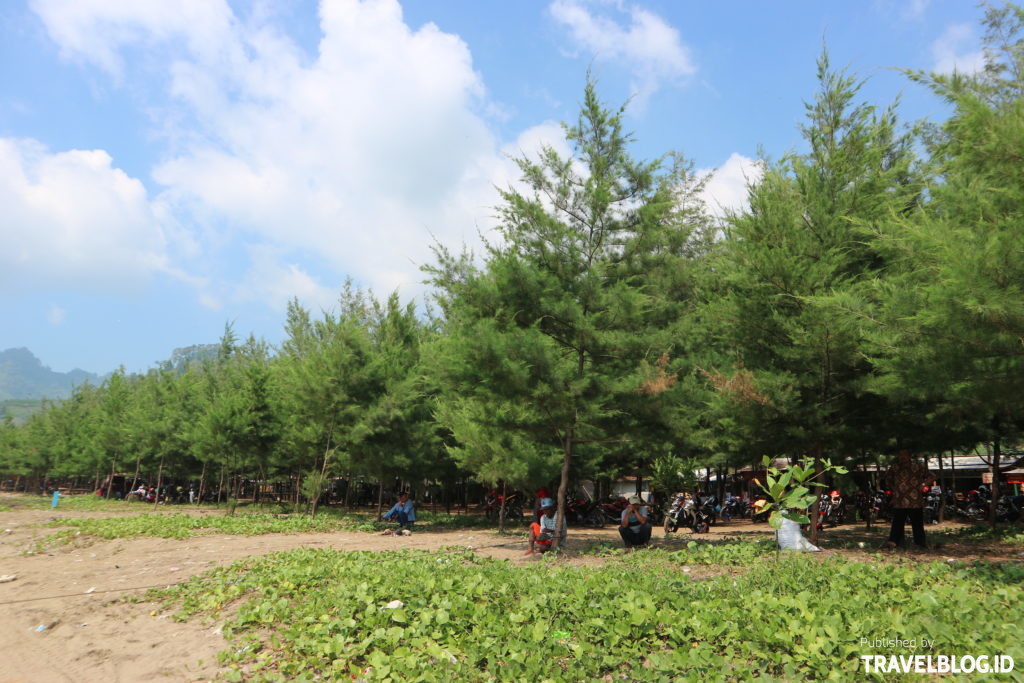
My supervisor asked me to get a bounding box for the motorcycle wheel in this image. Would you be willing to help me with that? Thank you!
[721,509,732,523]
[664,516,677,535]
[585,509,606,529]
[695,521,709,534]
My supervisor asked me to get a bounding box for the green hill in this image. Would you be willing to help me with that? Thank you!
[0,347,100,400]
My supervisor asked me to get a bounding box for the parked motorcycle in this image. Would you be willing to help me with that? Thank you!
[819,490,846,528]
[720,497,740,523]
[923,489,942,524]
[566,495,606,528]
[484,490,524,521]
[663,494,694,534]
[750,496,770,523]
[691,495,717,533]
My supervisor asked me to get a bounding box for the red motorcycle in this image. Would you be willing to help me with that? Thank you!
[483,489,524,521]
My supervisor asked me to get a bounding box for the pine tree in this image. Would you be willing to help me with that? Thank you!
[873,3,1024,522]
[428,80,710,544]
[703,54,923,541]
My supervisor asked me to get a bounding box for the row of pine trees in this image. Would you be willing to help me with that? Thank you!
[3,5,1024,530]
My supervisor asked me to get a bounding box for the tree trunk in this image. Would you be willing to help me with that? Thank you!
[105,458,116,500]
[498,480,508,533]
[197,461,207,505]
[553,429,573,550]
[950,451,957,508]
[863,462,872,530]
[376,480,384,520]
[129,455,141,501]
[808,445,824,546]
[153,456,164,509]
[989,434,1002,528]
[937,452,946,523]
[217,466,225,504]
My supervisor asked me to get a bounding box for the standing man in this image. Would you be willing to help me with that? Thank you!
[883,449,934,549]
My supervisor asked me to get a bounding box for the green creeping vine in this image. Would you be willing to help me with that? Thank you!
[152,547,1023,681]
[32,509,504,550]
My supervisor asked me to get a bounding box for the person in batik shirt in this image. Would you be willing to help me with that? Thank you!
[883,449,934,549]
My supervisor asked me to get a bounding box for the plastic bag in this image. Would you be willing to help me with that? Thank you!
[776,517,821,552]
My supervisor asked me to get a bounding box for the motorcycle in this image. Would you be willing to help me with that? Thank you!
[923,489,942,524]
[690,495,717,533]
[820,490,846,528]
[956,489,987,521]
[484,490,524,521]
[720,497,740,523]
[565,495,606,528]
[750,496,770,523]
[663,494,694,534]
[599,496,629,524]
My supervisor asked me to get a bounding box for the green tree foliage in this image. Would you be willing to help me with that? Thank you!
[700,55,926,542]
[702,54,922,476]
[428,81,711,542]
[871,3,1024,519]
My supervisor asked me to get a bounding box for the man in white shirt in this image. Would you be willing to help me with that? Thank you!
[526,497,564,554]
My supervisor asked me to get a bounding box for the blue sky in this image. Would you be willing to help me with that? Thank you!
[1,0,988,374]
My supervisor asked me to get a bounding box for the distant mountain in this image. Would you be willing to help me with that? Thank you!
[0,347,101,400]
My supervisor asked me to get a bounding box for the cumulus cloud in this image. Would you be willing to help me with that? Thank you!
[549,0,696,105]
[29,0,236,80]
[31,0,512,305]
[699,153,764,219]
[931,23,985,75]
[0,138,167,293]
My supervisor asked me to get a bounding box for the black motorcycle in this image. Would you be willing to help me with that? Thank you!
[663,494,694,534]
[691,495,717,533]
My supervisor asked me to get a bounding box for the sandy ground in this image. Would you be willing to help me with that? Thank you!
[0,497,1017,682]
[0,502,650,682]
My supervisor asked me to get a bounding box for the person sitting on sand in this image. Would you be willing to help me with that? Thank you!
[619,495,652,548]
[382,492,416,532]
[526,498,564,555]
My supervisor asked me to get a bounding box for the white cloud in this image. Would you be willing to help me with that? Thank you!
[234,245,339,313]
[699,153,764,219]
[29,0,236,80]
[931,23,985,75]
[0,138,167,293]
[32,0,512,303]
[47,304,67,326]
[902,0,930,21]
[549,0,696,105]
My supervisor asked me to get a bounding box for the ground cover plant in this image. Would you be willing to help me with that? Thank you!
[152,544,1024,681]
[3,494,144,512]
[27,507,506,553]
